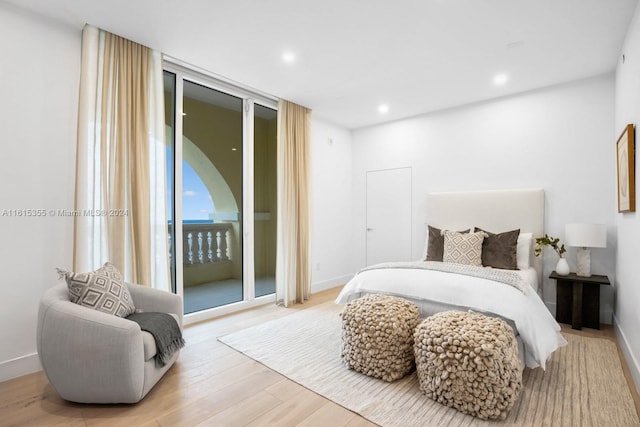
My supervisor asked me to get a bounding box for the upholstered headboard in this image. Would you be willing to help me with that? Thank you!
[425,188,544,285]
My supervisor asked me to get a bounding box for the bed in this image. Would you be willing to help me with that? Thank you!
[336,188,567,370]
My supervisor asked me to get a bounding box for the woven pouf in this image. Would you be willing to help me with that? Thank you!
[340,294,420,382]
[414,310,522,420]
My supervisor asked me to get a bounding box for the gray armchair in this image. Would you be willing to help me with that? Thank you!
[37,282,183,404]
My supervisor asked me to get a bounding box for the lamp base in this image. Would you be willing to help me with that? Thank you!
[576,247,591,277]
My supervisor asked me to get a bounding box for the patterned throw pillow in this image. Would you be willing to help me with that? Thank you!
[442,230,488,266]
[424,225,470,261]
[58,262,136,317]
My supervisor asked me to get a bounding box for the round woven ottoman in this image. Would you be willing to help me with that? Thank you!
[414,310,522,420]
[340,294,420,382]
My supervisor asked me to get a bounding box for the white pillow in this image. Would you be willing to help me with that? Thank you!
[517,233,533,269]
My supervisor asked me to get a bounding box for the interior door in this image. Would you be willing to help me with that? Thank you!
[366,167,412,266]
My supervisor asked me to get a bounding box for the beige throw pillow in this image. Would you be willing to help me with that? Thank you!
[424,225,470,261]
[442,230,487,266]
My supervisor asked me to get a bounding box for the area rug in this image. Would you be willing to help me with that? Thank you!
[219,302,639,426]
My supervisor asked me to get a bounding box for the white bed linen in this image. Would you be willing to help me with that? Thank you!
[335,266,566,369]
[517,266,538,293]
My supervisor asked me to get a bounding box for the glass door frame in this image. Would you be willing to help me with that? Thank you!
[164,59,278,326]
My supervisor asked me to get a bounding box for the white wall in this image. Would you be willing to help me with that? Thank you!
[351,75,616,320]
[0,4,80,381]
[310,118,355,291]
[614,2,640,394]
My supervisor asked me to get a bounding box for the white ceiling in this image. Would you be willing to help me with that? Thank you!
[7,0,638,129]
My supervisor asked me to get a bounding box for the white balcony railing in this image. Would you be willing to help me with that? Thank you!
[168,223,233,266]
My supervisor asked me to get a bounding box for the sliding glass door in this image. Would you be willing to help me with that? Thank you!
[254,104,277,297]
[163,65,277,319]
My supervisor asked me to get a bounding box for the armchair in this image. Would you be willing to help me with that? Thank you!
[37,282,183,404]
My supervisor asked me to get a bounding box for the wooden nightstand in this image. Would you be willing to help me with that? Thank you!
[550,271,610,330]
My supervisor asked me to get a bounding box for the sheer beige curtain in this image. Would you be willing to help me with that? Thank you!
[275,99,311,306]
[74,25,169,290]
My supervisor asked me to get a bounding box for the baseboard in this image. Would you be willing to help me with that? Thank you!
[0,352,41,383]
[614,313,640,396]
[311,274,352,293]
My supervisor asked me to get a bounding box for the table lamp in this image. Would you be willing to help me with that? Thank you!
[565,223,607,277]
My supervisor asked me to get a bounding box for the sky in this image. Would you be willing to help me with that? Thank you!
[166,147,214,222]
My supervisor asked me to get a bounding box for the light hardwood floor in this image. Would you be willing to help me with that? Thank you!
[1,287,638,426]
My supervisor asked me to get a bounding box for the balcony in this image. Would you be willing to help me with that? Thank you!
[170,221,275,314]
[169,222,235,288]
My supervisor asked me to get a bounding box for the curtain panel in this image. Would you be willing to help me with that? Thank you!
[74,24,169,291]
[275,99,312,306]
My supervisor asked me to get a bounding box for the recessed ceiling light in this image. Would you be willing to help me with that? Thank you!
[282,51,296,64]
[493,73,508,86]
[378,104,389,114]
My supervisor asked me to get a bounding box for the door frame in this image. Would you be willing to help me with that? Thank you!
[365,166,413,266]
[164,60,278,325]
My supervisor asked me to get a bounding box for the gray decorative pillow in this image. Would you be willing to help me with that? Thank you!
[475,228,520,270]
[443,230,487,266]
[58,262,136,318]
[425,225,469,261]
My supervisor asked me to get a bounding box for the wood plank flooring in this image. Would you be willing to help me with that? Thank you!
[1,287,637,426]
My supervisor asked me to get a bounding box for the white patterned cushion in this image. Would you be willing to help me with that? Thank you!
[442,230,487,266]
[58,262,136,317]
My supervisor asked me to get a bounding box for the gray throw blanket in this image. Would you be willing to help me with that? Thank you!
[126,312,185,367]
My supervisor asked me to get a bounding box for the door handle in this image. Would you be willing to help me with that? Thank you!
[367,228,374,231]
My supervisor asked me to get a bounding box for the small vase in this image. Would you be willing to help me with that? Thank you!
[555,257,570,276]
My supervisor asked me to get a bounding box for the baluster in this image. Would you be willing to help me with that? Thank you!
[216,231,222,260]
[211,229,220,261]
[187,232,193,264]
[207,231,214,262]
[219,229,229,261]
[197,232,204,263]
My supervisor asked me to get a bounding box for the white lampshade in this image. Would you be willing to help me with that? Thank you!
[565,223,606,277]
[565,224,607,248]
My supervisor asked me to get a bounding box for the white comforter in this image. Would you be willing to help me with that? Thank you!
[335,263,567,369]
